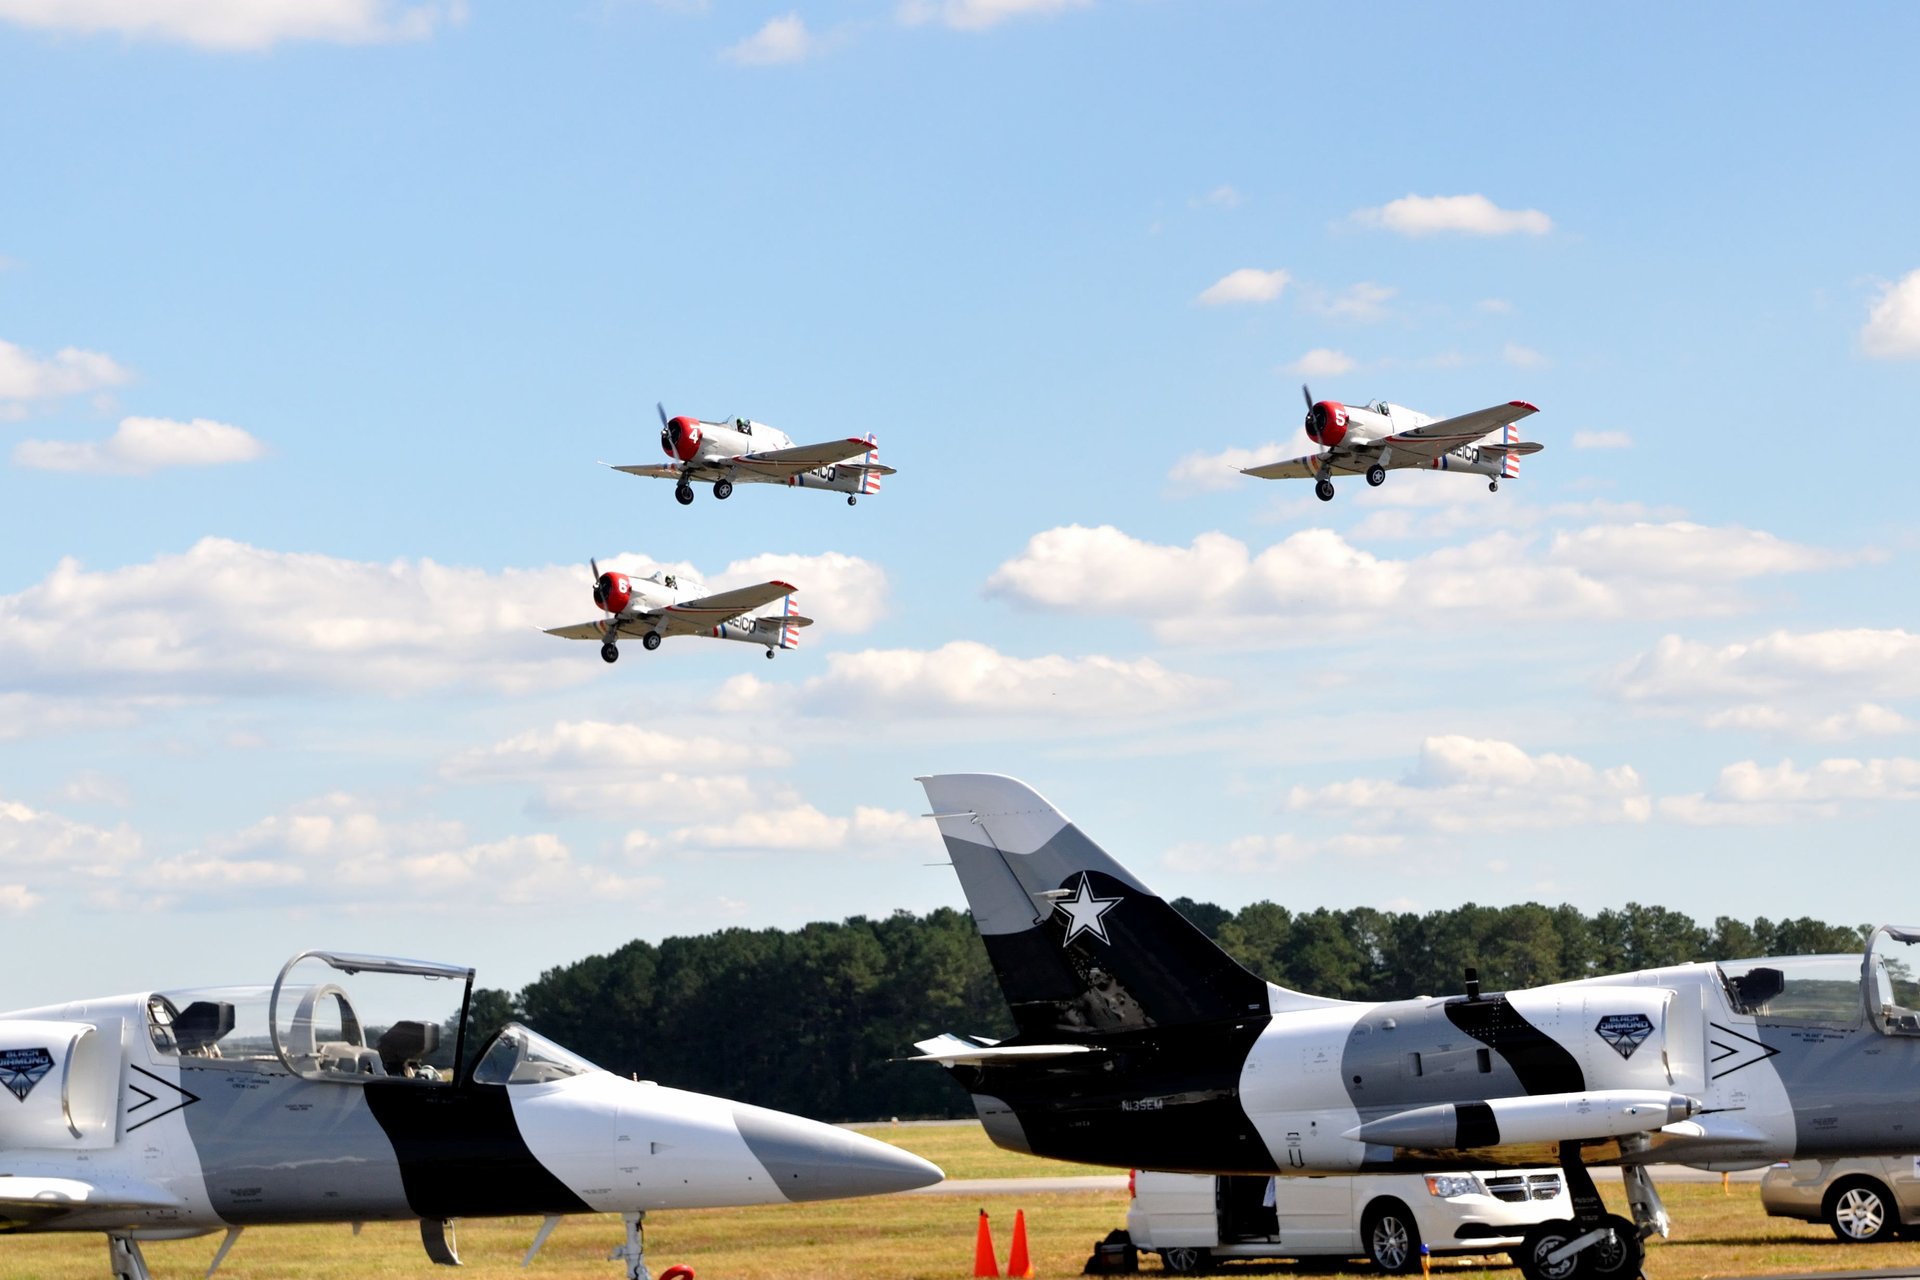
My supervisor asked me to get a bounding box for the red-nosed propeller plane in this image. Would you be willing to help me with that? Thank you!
[608,405,895,507]
[1243,386,1544,502]
[545,561,810,663]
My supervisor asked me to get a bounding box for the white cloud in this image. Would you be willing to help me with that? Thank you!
[722,12,821,64]
[0,337,130,406]
[1287,347,1356,377]
[13,416,267,474]
[0,540,883,699]
[1478,298,1513,314]
[0,0,464,50]
[1611,629,1920,740]
[897,0,1089,31]
[672,804,926,854]
[0,884,39,914]
[986,521,1845,644]
[714,639,1224,721]
[1661,756,1920,826]
[440,720,787,819]
[1196,268,1290,306]
[1164,831,1402,874]
[56,771,131,808]
[1572,430,1633,450]
[1193,185,1242,210]
[1861,268,1920,359]
[1165,430,1315,496]
[0,691,178,741]
[0,798,143,888]
[1288,736,1652,833]
[1352,194,1553,238]
[1502,342,1549,368]
[714,550,888,634]
[169,792,660,909]
[1306,282,1395,323]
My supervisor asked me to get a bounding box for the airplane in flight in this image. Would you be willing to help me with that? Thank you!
[1241,386,1544,501]
[545,561,811,663]
[608,404,895,506]
[912,772,1920,1280]
[0,948,941,1280]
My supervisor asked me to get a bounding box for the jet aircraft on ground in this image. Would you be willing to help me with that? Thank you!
[0,949,941,1280]
[1242,386,1543,501]
[913,772,1920,1280]
[545,561,811,663]
[609,404,895,506]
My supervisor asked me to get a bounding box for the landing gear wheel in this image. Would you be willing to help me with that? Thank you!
[1363,1202,1422,1274]
[1160,1246,1210,1274]
[713,478,734,500]
[1366,464,1387,487]
[764,649,775,659]
[641,632,663,652]
[1584,1215,1643,1279]
[1489,480,1500,493]
[1827,1179,1898,1242]
[600,643,619,664]
[1314,478,1336,502]
[1518,1222,1585,1280]
[674,483,695,505]
[847,495,858,506]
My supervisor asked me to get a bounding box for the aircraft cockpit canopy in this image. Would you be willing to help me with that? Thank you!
[470,1023,603,1085]
[265,951,475,1083]
[1717,926,1920,1035]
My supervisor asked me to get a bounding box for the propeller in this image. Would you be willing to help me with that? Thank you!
[590,558,605,609]
[657,402,669,429]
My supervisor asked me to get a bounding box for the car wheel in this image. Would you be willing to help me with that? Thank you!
[1826,1178,1898,1243]
[1161,1246,1210,1274]
[1364,1201,1422,1273]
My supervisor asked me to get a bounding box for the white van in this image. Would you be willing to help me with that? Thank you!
[1125,1168,1569,1273]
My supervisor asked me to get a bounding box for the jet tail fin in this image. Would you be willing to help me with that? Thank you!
[917,774,1320,1040]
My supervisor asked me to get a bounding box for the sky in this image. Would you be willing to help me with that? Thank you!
[3,1,1919,1008]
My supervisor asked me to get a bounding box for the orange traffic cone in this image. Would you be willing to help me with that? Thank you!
[1007,1209,1034,1279]
[974,1209,1000,1278]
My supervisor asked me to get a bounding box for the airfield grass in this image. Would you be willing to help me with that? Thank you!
[8,1123,1920,1280]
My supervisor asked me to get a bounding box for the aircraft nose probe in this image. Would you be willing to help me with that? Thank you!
[729,1102,944,1201]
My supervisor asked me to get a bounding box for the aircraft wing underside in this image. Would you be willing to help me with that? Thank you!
[0,1176,180,1231]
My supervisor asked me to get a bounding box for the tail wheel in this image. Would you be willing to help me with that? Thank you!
[1160,1246,1210,1274]
[1314,478,1336,502]
[1366,464,1387,487]
[713,479,734,500]
[764,649,775,659]
[599,643,619,664]
[641,632,663,652]
[1364,1201,1422,1274]
[1488,480,1500,492]
[847,495,858,506]
[1827,1178,1898,1243]
[674,483,695,505]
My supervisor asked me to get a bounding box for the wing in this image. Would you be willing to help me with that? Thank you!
[655,580,796,637]
[1242,451,1379,480]
[604,462,734,482]
[1378,400,1539,460]
[0,1175,180,1230]
[909,1033,1098,1067]
[544,615,669,641]
[726,438,877,477]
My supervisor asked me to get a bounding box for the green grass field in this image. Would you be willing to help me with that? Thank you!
[7,1123,1920,1279]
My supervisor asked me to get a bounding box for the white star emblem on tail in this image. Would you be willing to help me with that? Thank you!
[1055,873,1122,946]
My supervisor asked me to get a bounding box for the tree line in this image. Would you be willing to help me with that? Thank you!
[470,901,1865,1123]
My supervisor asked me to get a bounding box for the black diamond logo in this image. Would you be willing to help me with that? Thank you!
[1595,1013,1654,1059]
[1,1047,53,1102]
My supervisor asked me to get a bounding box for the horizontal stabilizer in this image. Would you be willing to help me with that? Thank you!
[1477,441,1545,457]
[1344,1089,1700,1149]
[909,1033,1098,1066]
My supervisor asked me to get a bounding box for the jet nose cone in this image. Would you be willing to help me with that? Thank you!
[730,1103,943,1202]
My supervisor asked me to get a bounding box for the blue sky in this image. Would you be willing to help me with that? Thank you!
[3,1,1918,1006]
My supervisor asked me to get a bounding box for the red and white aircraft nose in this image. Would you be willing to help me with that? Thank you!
[662,417,704,462]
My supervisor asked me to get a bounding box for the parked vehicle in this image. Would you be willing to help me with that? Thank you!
[1761,1156,1920,1242]
[1125,1168,1567,1273]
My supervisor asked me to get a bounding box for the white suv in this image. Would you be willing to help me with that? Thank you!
[1126,1168,1568,1273]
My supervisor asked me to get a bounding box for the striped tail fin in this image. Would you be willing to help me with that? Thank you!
[1502,423,1522,478]
[860,435,882,495]
[779,594,801,650]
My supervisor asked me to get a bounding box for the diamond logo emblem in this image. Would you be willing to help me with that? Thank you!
[1595,1013,1654,1059]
